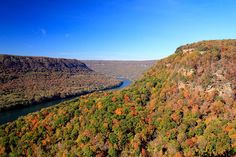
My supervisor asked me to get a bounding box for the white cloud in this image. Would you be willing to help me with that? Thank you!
[40,28,47,36]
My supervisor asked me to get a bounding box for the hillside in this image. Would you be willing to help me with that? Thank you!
[0,55,121,110]
[83,60,156,80]
[0,55,91,75]
[0,40,236,156]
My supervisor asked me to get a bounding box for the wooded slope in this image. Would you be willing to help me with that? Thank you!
[0,55,121,110]
[0,40,235,156]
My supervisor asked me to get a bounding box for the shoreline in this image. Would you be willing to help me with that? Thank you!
[0,81,123,112]
[0,79,132,125]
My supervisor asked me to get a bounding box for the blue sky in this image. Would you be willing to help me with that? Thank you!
[0,0,236,60]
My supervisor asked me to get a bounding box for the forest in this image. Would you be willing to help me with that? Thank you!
[0,40,236,156]
[0,55,121,110]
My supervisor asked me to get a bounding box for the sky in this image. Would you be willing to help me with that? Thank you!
[0,0,236,60]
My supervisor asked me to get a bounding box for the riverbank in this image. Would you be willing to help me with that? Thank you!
[0,81,123,112]
[0,78,132,125]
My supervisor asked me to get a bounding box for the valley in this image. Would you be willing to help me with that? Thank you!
[83,60,156,80]
[0,40,235,156]
[0,78,132,125]
[0,55,122,111]
[1,0,235,156]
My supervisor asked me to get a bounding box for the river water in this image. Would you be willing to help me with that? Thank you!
[0,78,132,125]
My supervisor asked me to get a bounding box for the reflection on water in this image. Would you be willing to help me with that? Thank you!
[108,78,132,91]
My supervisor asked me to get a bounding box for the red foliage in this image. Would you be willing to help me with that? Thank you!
[171,113,180,122]
[186,138,195,148]
[141,148,147,157]
[124,94,130,102]
[131,107,138,116]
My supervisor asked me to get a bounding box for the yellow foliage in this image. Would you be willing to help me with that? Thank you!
[205,115,217,124]
[97,101,103,109]
[148,98,156,111]
[103,122,108,129]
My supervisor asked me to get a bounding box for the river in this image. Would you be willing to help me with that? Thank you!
[0,78,132,125]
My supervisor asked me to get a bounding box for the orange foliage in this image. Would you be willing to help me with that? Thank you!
[96,153,105,157]
[97,102,103,109]
[42,134,50,146]
[144,117,151,124]
[141,148,147,157]
[31,115,40,130]
[191,105,199,114]
[205,90,217,102]
[44,112,54,120]
[231,133,236,139]
[62,150,68,157]
[174,152,183,157]
[205,115,217,124]
[84,108,90,113]
[124,94,130,102]
[0,146,5,155]
[104,93,109,96]
[183,90,190,99]
[133,142,139,150]
[172,102,182,110]
[42,139,47,146]
[171,113,180,122]
[182,106,189,113]
[31,115,39,125]
[131,107,137,116]
[79,143,85,148]
[232,142,236,148]
[115,108,123,115]
[224,125,233,132]
[111,96,116,102]
[177,99,184,106]
[83,130,92,137]
[148,99,156,111]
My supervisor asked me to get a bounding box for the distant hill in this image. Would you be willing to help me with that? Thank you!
[0,55,92,73]
[0,40,236,156]
[0,55,121,110]
[83,60,156,80]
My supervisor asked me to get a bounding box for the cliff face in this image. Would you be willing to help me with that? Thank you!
[171,39,236,101]
[0,40,236,156]
[0,55,120,110]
